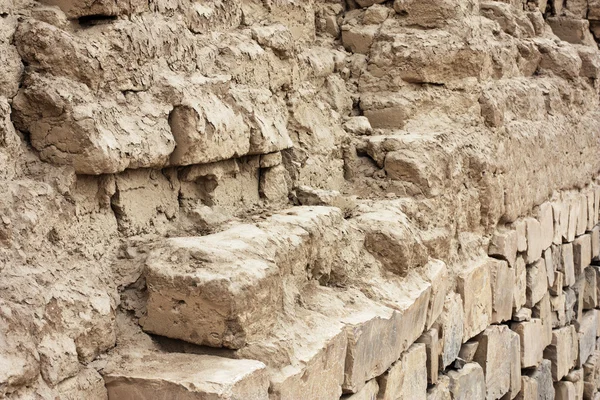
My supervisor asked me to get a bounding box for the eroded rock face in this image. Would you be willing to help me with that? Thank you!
[2,0,600,398]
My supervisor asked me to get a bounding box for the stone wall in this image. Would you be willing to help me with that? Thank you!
[0,0,600,399]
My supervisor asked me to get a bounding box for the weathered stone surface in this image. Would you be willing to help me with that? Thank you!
[554,381,576,400]
[527,258,549,308]
[533,293,553,349]
[514,256,528,311]
[473,325,514,400]
[425,259,449,330]
[37,332,79,385]
[342,379,379,400]
[583,350,600,399]
[489,229,518,267]
[578,311,599,367]
[417,329,440,385]
[377,343,427,400]
[539,202,554,251]
[427,375,451,400]
[525,217,543,263]
[142,207,353,349]
[437,293,465,369]
[528,359,555,400]
[565,368,585,399]
[103,352,269,400]
[457,260,493,341]
[514,308,532,322]
[490,259,515,324]
[511,319,546,368]
[591,226,600,261]
[516,220,528,253]
[543,325,578,381]
[544,247,555,288]
[547,17,596,46]
[574,234,592,277]
[504,331,522,400]
[57,368,108,400]
[583,267,598,310]
[560,243,577,287]
[448,363,486,400]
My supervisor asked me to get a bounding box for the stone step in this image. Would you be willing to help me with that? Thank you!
[102,351,269,400]
[140,206,358,349]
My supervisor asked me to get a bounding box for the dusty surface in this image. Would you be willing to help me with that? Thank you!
[1,0,600,399]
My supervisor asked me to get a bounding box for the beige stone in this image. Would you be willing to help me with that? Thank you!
[417,329,440,385]
[425,259,449,330]
[377,343,427,400]
[427,375,451,400]
[579,311,599,367]
[532,293,553,349]
[539,202,555,251]
[515,376,538,400]
[544,247,555,288]
[473,325,513,400]
[260,164,289,202]
[104,353,269,400]
[574,234,592,277]
[516,220,528,253]
[505,331,522,400]
[57,368,107,400]
[448,363,486,400]
[37,332,79,385]
[591,226,600,261]
[489,229,518,267]
[514,308,532,322]
[489,258,515,324]
[587,191,596,231]
[543,325,578,381]
[526,258,548,308]
[553,202,567,246]
[560,243,576,287]
[525,217,543,263]
[392,0,475,29]
[511,319,546,368]
[565,368,585,399]
[528,360,555,400]
[458,341,479,364]
[583,350,600,400]
[583,267,598,310]
[567,198,581,242]
[514,256,527,311]
[554,381,576,400]
[547,17,596,46]
[342,379,379,400]
[437,293,465,369]
[458,260,493,341]
[551,271,564,296]
[578,194,589,237]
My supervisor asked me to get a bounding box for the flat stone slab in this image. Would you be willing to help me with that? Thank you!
[103,352,269,400]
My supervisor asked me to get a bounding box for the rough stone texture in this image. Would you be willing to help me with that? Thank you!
[377,343,427,400]
[448,363,486,400]
[2,0,600,397]
[457,260,493,341]
[543,325,578,381]
[103,352,269,400]
[473,325,514,400]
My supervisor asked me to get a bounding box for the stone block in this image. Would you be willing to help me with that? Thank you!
[342,379,378,400]
[525,217,543,263]
[514,256,527,311]
[490,258,515,324]
[565,368,585,399]
[259,164,289,202]
[57,367,108,400]
[489,229,518,267]
[544,248,556,288]
[427,375,451,400]
[579,311,599,367]
[37,332,79,386]
[103,353,269,400]
[574,234,592,277]
[457,260,493,341]
[425,260,449,330]
[539,202,555,251]
[583,267,598,310]
[533,293,553,349]
[377,343,427,400]
[551,292,567,328]
[528,359,555,400]
[554,381,576,400]
[417,329,440,385]
[504,331,522,400]
[591,226,599,261]
[587,191,596,231]
[515,376,538,400]
[142,207,350,349]
[560,243,576,287]
[526,258,549,308]
[341,25,377,55]
[516,220,528,253]
[448,363,486,400]
[583,350,600,400]
[567,197,581,242]
[578,194,589,237]
[459,341,480,364]
[392,0,475,29]
[514,308,532,322]
[551,272,564,296]
[511,319,546,368]
[473,325,513,400]
[437,293,465,369]
[553,202,568,246]
[547,17,596,46]
[543,325,578,381]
